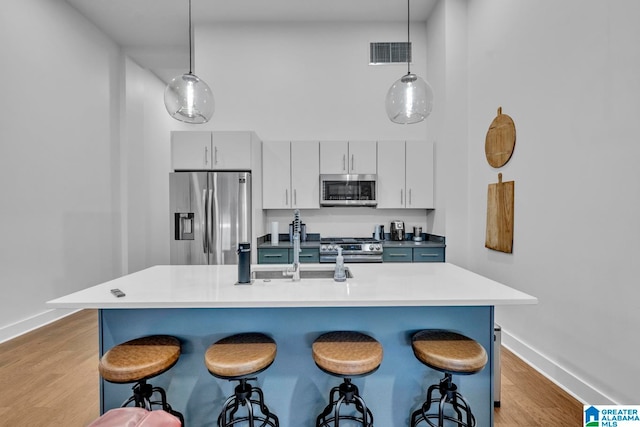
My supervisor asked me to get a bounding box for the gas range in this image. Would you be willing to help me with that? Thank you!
[319,237,383,263]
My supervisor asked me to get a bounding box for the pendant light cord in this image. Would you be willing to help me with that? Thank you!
[188,0,193,74]
[406,0,411,75]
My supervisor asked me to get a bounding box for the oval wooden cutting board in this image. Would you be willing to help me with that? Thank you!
[485,173,514,253]
[485,107,516,168]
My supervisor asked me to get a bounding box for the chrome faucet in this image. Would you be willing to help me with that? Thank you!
[284,209,301,281]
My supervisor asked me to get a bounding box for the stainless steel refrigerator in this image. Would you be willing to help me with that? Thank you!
[170,171,251,265]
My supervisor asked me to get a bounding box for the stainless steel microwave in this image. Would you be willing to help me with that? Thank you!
[320,174,377,207]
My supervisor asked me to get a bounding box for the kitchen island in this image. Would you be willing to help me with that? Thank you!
[48,263,536,426]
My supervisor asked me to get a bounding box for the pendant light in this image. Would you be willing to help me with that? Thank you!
[385,0,434,124]
[164,0,214,124]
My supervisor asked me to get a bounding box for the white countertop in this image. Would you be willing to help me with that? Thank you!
[47,263,537,309]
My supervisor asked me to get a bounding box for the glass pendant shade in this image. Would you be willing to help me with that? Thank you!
[164,72,214,124]
[386,73,434,124]
[386,0,434,125]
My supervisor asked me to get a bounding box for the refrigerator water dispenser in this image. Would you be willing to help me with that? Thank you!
[175,213,194,240]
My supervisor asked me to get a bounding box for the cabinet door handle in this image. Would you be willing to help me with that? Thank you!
[300,254,314,258]
[420,253,439,257]
[214,146,218,164]
[264,254,284,258]
[351,154,354,171]
[342,154,346,172]
[204,146,209,166]
[294,189,297,206]
[409,189,412,205]
[388,253,406,257]
[285,189,289,206]
[400,190,403,205]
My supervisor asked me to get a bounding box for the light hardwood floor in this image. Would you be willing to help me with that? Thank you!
[0,310,583,426]
[0,310,99,426]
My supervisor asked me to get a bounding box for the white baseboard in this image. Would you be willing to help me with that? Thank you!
[501,327,618,405]
[0,308,79,344]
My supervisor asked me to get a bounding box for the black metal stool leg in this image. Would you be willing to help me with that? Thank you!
[119,380,184,426]
[218,378,279,427]
[217,393,237,427]
[316,394,337,426]
[353,393,372,426]
[333,395,346,427]
[316,378,373,427]
[411,382,439,426]
[449,391,465,423]
[437,392,447,426]
[411,373,477,427]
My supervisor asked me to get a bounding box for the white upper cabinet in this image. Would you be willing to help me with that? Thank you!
[405,141,434,209]
[211,131,252,170]
[262,141,319,209]
[377,140,434,209]
[319,141,348,174]
[171,131,252,171]
[377,141,406,209]
[319,140,377,175]
[291,141,320,208]
[262,141,290,209]
[171,131,211,170]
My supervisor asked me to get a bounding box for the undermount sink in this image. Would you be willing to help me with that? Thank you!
[251,267,353,280]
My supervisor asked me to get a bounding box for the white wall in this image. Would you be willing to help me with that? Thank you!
[465,0,640,404]
[192,22,437,235]
[195,22,430,141]
[427,0,469,263]
[0,0,122,341]
[266,208,428,239]
[121,58,176,272]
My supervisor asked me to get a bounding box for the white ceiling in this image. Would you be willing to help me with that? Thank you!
[64,0,437,82]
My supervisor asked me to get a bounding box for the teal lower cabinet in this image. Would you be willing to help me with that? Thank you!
[258,247,319,264]
[258,248,289,264]
[298,248,320,263]
[259,246,442,264]
[382,247,413,262]
[413,247,445,263]
[383,246,445,263]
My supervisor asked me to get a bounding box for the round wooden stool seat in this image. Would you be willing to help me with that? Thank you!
[412,330,487,374]
[205,333,277,378]
[99,335,181,383]
[312,331,383,377]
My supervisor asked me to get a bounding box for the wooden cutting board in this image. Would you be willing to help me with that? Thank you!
[485,107,516,168]
[485,173,514,253]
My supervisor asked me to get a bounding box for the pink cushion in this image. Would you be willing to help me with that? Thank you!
[88,407,181,426]
[137,410,182,427]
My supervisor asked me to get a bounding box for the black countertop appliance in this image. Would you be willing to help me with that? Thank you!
[390,220,405,241]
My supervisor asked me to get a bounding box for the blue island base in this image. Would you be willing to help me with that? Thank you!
[99,306,494,426]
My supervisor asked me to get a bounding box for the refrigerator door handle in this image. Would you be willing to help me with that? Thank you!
[207,188,214,255]
[202,189,208,253]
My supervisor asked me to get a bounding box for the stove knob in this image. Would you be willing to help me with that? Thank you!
[321,245,326,251]
[369,245,374,250]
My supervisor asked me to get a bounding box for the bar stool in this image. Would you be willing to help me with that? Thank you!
[98,335,184,425]
[410,330,488,427]
[312,331,383,427]
[204,332,279,427]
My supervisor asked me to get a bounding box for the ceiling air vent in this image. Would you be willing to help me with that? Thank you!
[370,42,411,65]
